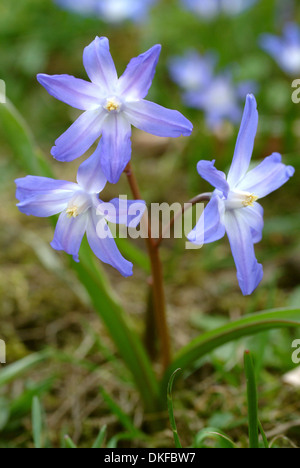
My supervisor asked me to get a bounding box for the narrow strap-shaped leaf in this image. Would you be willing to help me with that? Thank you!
[244,351,259,449]
[64,436,77,448]
[0,351,51,387]
[167,369,182,448]
[258,420,269,449]
[32,397,43,449]
[162,308,300,392]
[92,426,107,448]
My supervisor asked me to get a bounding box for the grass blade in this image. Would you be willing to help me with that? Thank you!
[167,369,182,448]
[92,426,107,448]
[244,351,259,448]
[258,420,269,449]
[32,397,43,449]
[0,351,51,387]
[64,435,77,448]
[194,428,236,448]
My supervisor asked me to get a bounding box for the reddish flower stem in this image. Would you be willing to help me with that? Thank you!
[124,162,171,371]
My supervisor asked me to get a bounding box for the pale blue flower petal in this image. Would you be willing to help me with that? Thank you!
[37,74,103,110]
[118,45,161,100]
[83,37,118,93]
[227,94,258,187]
[237,153,295,199]
[51,109,107,162]
[225,209,263,296]
[86,209,133,277]
[99,114,132,184]
[236,202,264,244]
[51,211,89,262]
[124,100,193,137]
[188,195,225,245]
[197,160,229,198]
[16,176,78,217]
[77,147,107,194]
[100,198,146,227]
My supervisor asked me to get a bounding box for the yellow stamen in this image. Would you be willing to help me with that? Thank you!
[104,98,121,112]
[242,194,259,207]
[66,206,79,218]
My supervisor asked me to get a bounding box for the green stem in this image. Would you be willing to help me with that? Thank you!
[244,351,259,449]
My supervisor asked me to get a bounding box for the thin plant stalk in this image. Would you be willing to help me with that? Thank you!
[124,162,171,371]
[155,193,212,248]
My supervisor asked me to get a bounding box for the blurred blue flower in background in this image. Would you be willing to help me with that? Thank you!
[188,94,295,295]
[260,23,300,75]
[55,0,157,23]
[16,151,146,276]
[181,0,258,20]
[184,73,243,129]
[169,50,216,91]
[37,37,193,184]
[169,50,257,129]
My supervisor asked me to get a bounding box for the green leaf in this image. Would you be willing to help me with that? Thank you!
[167,369,182,449]
[0,99,53,177]
[92,426,107,449]
[64,435,77,449]
[162,308,300,392]
[32,396,43,449]
[193,428,236,449]
[0,351,51,388]
[258,420,269,449]
[244,351,259,449]
[1,98,160,412]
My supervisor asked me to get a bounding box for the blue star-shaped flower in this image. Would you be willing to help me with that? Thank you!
[16,151,146,276]
[37,37,193,184]
[188,94,295,295]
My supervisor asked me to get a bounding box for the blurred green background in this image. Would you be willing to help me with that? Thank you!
[0,0,300,448]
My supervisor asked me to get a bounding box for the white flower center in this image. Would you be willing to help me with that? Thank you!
[104,96,122,113]
[225,190,259,210]
[66,192,92,218]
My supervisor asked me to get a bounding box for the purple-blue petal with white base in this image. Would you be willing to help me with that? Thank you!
[237,203,264,244]
[86,210,133,277]
[197,160,229,198]
[15,176,78,217]
[227,94,258,187]
[118,45,161,100]
[99,113,132,184]
[225,210,263,296]
[37,74,103,111]
[51,109,107,162]
[187,195,225,245]
[100,198,146,227]
[51,211,88,263]
[83,37,118,93]
[237,153,296,198]
[77,147,107,194]
[124,100,193,137]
